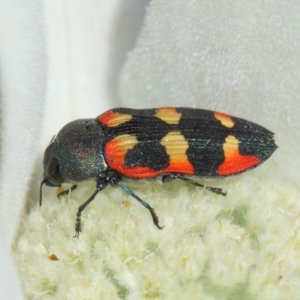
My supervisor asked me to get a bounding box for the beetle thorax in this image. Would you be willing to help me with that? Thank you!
[44,119,107,183]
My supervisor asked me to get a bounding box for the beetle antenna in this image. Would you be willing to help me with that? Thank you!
[39,179,48,206]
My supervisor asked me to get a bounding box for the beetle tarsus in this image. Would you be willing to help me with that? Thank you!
[163,174,227,196]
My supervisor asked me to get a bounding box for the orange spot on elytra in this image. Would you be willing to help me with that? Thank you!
[98,110,132,127]
[218,135,260,176]
[155,107,182,124]
[160,131,194,174]
[214,112,234,128]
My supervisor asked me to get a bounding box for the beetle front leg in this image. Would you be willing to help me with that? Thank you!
[74,178,108,238]
[57,185,77,198]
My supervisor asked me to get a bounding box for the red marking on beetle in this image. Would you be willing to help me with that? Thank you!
[98,109,114,126]
[105,137,194,179]
[98,110,132,127]
[218,136,260,175]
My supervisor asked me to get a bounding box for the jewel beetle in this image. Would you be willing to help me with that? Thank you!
[40,107,277,237]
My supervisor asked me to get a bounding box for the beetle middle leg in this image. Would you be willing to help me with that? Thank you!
[162,174,226,196]
[107,171,163,230]
[57,185,77,198]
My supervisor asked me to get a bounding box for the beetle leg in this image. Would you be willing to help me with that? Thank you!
[108,172,163,230]
[162,174,226,196]
[57,185,77,199]
[161,174,178,183]
[74,178,108,238]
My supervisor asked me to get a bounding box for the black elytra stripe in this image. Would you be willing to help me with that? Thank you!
[125,142,169,170]
[177,108,227,176]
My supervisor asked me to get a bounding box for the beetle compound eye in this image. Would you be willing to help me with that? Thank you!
[46,157,64,185]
